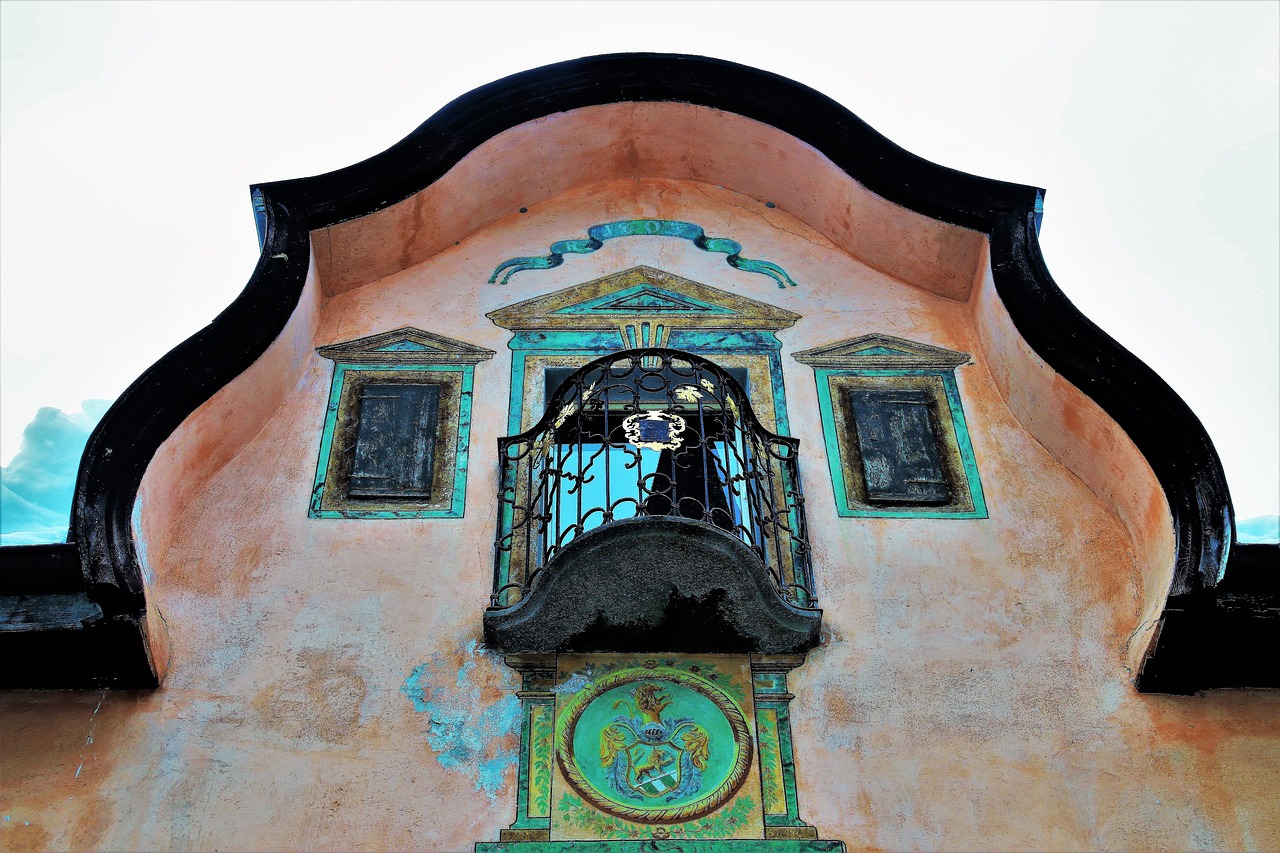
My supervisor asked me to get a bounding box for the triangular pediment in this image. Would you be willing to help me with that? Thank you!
[317,327,495,365]
[792,334,969,369]
[488,266,799,332]
[554,284,736,315]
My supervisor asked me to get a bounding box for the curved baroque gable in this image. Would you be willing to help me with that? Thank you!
[65,53,1235,689]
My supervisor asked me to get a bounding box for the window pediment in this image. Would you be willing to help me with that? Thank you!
[317,326,495,365]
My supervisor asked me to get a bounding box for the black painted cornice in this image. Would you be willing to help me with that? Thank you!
[29,53,1237,689]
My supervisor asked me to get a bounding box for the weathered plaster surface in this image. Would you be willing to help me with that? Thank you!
[313,103,986,302]
[970,262,1177,673]
[135,243,325,591]
[3,164,1276,851]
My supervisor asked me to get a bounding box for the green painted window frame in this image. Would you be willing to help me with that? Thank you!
[504,329,792,436]
[309,361,477,519]
[812,367,986,519]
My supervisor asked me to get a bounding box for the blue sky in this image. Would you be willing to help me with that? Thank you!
[0,401,108,545]
[1,2,1277,544]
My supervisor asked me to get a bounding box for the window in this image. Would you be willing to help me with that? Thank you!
[310,328,494,519]
[793,334,986,519]
[486,265,800,440]
[486,267,817,612]
[847,387,950,505]
[348,381,441,498]
[540,361,752,546]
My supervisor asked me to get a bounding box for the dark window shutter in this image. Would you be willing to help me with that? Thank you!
[350,383,440,498]
[848,389,950,504]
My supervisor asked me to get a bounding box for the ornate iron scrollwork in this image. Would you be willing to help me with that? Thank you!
[491,348,815,612]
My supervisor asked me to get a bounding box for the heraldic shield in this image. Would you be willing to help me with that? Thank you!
[601,682,711,801]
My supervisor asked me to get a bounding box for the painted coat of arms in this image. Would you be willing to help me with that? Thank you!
[556,666,752,823]
[601,682,710,801]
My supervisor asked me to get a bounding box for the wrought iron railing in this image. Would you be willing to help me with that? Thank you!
[492,348,815,611]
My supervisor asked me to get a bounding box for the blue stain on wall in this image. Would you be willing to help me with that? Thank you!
[400,640,523,799]
[489,219,799,289]
[553,669,594,694]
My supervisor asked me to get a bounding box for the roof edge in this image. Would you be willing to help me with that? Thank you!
[255,53,1038,233]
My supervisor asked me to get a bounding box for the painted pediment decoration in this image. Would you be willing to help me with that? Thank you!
[317,327,495,365]
[487,266,800,333]
[559,286,735,315]
[792,333,969,370]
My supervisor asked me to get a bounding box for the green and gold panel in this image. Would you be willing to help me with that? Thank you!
[551,656,763,842]
[756,707,787,816]
[527,702,555,819]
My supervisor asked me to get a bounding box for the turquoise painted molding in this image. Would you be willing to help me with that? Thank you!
[504,657,556,837]
[489,220,799,289]
[504,329,791,437]
[751,661,811,832]
[476,842,846,852]
[309,361,477,519]
[811,368,987,520]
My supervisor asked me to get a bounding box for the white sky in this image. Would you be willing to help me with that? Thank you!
[2,1,1277,517]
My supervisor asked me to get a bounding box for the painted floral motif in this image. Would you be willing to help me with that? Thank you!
[527,703,554,816]
[555,792,758,840]
[673,384,704,403]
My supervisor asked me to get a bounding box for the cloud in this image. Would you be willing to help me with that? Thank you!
[1238,515,1280,544]
[0,400,110,545]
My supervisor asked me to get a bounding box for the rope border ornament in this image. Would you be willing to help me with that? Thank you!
[555,666,754,824]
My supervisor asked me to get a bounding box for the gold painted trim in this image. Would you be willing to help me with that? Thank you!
[765,826,820,840]
[498,829,551,842]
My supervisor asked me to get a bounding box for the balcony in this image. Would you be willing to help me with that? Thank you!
[485,348,821,654]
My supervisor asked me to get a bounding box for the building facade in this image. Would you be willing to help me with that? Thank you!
[2,55,1277,851]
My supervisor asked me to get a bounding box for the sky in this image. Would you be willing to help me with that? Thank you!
[1,1,1277,544]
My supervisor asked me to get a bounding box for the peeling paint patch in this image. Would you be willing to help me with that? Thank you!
[400,640,521,799]
[554,668,595,694]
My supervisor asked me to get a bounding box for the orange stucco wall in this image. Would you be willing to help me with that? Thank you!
[3,107,1276,852]
[971,263,1178,673]
[134,245,325,591]
[313,103,986,302]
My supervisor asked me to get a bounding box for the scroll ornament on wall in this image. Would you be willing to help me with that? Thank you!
[489,219,800,289]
